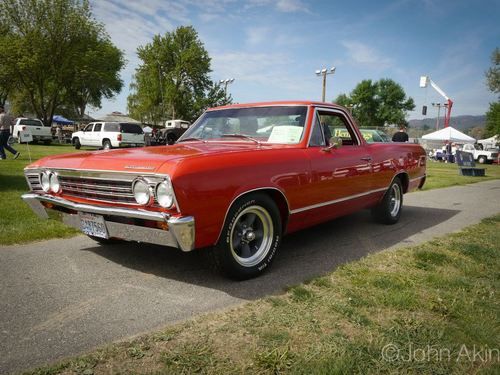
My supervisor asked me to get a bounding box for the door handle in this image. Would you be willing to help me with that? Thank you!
[361,156,372,162]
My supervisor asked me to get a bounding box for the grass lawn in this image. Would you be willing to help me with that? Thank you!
[26,215,500,374]
[0,143,94,245]
[1,147,499,246]
[422,160,500,190]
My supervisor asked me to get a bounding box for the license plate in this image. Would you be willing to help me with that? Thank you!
[79,213,108,239]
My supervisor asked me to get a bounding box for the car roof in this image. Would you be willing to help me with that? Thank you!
[208,100,345,111]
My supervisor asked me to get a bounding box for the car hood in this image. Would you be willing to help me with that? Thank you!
[27,142,281,173]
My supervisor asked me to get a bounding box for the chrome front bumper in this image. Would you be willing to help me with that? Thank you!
[21,193,195,252]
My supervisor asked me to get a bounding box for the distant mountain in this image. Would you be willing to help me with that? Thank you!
[409,115,486,131]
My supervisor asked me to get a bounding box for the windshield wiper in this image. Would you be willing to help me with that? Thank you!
[177,137,202,143]
[221,134,261,144]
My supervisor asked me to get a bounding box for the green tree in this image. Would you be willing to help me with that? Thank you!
[484,47,500,137]
[64,36,125,118]
[334,78,415,127]
[0,0,124,124]
[486,47,500,95]
[128,26,230,124]
[485,102,500,137]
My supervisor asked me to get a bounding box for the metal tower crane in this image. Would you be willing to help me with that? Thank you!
[419,76,453,128]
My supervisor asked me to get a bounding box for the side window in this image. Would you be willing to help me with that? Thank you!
[104,123,119,132]
[309,117,326,147]
[84,124,93,132]
[319,111,358,146]
[93,123,102,132]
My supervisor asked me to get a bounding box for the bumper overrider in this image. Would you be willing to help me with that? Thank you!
[21,193,195,252]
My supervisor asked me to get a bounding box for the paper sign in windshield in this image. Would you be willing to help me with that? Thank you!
[268,126,303,144]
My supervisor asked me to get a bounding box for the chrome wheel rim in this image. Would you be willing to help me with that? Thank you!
[230,205,273,267]
[103,143,110,150]
[389,183,402,217]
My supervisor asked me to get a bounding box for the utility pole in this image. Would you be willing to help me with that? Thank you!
[432,103,441,130]
[315,67,336,102]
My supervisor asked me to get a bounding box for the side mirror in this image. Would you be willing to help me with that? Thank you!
[322,137,343,152]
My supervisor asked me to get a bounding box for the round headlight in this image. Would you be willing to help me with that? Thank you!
[132,179,151,205]
[49,173,61,193]
[156,179,174,208]
[40,171,51,192]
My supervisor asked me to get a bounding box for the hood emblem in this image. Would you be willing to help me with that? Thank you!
[124,165,155,170]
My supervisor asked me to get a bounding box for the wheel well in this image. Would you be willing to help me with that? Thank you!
[230,188,290,235]
[103,138,111,144]
[72,137,79,143]
[395,172,409,193]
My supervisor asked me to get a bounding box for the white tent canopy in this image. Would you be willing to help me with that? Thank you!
[477,135,498,147]
[421,126,476,143]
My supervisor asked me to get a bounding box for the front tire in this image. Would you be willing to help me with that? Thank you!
[372,177,403,224]
[73,137,81,149]
[210,193,282,280]
[477,156,487,164]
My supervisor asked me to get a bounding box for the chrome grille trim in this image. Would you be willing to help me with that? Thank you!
[24,168,178,210]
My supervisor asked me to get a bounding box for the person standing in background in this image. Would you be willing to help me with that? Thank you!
[392,124,409,142]
[0,106,20,160]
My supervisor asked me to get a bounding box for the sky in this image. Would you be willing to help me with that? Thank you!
[89,0,499,121]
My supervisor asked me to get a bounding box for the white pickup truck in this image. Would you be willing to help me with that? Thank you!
[12,118,52,144]
[72,122,145,150]
[461,143,499,164]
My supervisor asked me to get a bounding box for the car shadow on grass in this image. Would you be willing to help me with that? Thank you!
[82,205,459,300]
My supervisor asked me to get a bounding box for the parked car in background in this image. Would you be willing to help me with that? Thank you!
[71,122,145,150]
[12,118,52,144]
[23,101,426,279]
[153,119,191,145]
[460,143,498,164]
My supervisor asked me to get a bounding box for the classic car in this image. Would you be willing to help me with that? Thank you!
[22,101,426,279]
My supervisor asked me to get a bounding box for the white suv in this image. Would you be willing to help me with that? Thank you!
[12,118,52,144]
[72,122,145,150]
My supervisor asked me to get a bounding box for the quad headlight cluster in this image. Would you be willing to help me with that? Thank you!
[39,170,61,193]
[132,176,175,208]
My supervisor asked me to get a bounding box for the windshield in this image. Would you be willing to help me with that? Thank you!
[179,106,308,144]
[359,129,391,143]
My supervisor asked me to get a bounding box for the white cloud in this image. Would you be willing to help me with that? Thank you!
[246,27,270,45]
[276,0,307,13]
[341,40,392,69]
[211,51,310,94]
[245,0,309,13]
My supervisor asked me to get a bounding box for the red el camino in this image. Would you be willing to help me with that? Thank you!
[22,101,426,279]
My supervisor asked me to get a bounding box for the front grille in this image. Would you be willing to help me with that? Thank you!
[59,176,136,204]
[25,169,170,207]
[26,173,43,192]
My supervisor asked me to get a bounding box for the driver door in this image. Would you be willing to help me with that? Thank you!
[81,123,94,145]
[302,109,374,224]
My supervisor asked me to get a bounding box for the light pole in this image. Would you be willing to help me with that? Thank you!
[220,78,235,94]
[432,102,449,130]
[315,67,336,102]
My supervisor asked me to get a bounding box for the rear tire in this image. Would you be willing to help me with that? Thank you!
[371,177,403,225]
[209,193,282,280]
[103,139,112,150]
[166,133,177,145]
[73,138,81,149]
[477,156,487,164]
